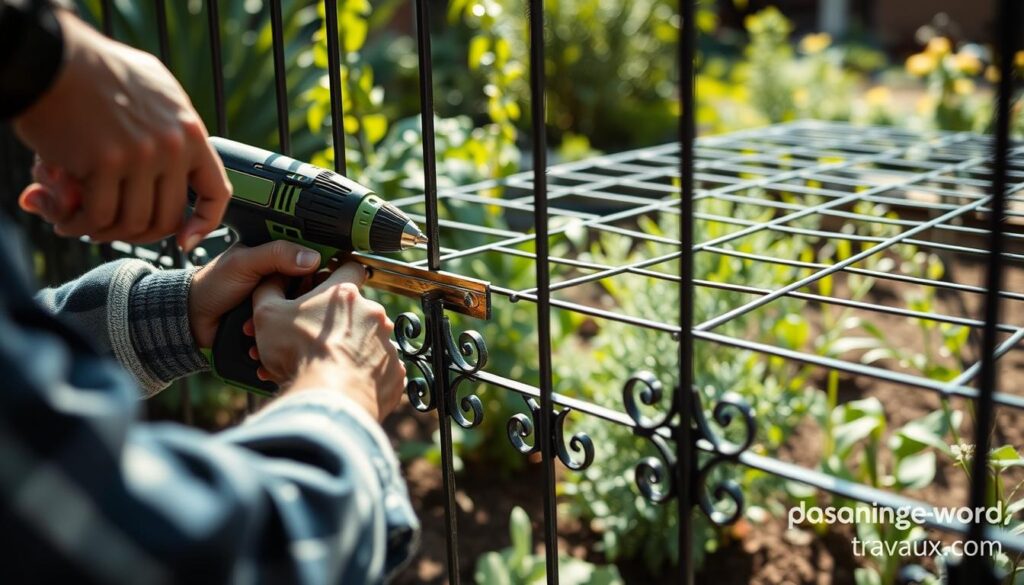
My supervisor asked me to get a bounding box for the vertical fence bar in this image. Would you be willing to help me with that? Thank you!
[154,0,170,64]
[153,0,193,425]
[676,0,697,583]
[269,0,291,155]
[415,0,441,271]
[100,0,113,36]
[963,0,1019,581]
[207,0,227,137]
[413,0,459,582]
[323,1,348,175]
[527,0,560,583]
[96,0,115,262]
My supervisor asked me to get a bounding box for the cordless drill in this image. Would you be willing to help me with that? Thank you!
[193,137,427,395]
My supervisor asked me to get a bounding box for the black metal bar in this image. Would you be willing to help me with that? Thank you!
[154,0,170,64]
[676,0,696,582]
[527,0,560,583]
[151,0,192,425]
[100,0,113,36]
[323,0,348,175]
[269,0,290,154]
[207,0,227,136]
[963,0,1019,580]
[414,0,440,271]
[425,296,461,584]
[412,1,457,581]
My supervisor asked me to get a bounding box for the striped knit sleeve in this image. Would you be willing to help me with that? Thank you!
[35,259,208,397]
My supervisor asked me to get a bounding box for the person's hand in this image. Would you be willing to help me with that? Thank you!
[188,242,323,349]
[248,262,407,422]
[13,11,230,251]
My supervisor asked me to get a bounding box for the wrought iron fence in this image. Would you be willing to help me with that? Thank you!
[18,0,1024,583]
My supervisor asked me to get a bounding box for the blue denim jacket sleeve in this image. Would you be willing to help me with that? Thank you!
[0,229,418,584]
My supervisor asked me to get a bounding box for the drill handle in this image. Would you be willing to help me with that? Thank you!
[206,209,282,395]
[210,300,279,395]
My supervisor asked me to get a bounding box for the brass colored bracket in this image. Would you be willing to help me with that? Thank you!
[354,253,491,320]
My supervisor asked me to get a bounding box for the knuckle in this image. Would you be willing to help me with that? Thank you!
[100,147,126,169]
[253,300,277,326]
[154,212,180,234]
[182,117,207,142]
[85,203,112,227]
[133,137,156,162]
[269,239,293,260]
[159,129,185,156]
[335,282,359,300]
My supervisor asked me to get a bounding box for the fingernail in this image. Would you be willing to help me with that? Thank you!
[296,249,321,268]
[180,232,201,253]
[23,190,50,214]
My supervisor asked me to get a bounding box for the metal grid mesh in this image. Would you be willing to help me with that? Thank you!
[380,120,1024,398]
[111,120,1024,499]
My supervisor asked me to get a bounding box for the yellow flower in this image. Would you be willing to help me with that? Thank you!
[1017,51,1024,70]
[799,32,832,55]
[865,86,891,107]
[986,65,1001,83]
[953,78,975,95]
[906,52,937,77]
[926,36,952,56]
[951,52,982,75]
[793,87,810,108]
[915,95,935,115]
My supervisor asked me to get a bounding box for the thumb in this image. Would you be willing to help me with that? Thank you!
[231,241,323,283]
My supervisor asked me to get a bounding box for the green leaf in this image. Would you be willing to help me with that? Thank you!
[474,552,513,585]
[834,416,882,457]
[469,35,490,70]
[895,451,936,489]
[773,314,810,349]
[990,445,1024,470]
[362,113,388,144]
[855,567,882,585]
[509,506,533,562]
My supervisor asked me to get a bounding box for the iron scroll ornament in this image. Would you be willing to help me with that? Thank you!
[506,396,596,471]
[394,309,488,429]
[622,371,756,526]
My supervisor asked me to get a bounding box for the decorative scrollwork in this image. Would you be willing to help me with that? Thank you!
[692,390,756,457]
[449,373,484,428]
[554,407,594,471]
[395,312,431,358]
[620,372,756,521]
[507,398,540,455]
[444,324,488,374]
[404,357,436,412]
[696,456,745,526]
[393,308,487,426]
[635,433,677,503]
[623,371,675,432]
[504,397,594,471]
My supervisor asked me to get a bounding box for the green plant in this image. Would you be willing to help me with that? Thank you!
[556,197,827,572]
[474,507,623,585]
[904,36,988,132]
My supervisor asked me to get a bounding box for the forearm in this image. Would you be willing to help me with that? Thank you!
[35,259,208,396]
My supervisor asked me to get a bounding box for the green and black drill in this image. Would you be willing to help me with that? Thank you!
[193,137,427,395]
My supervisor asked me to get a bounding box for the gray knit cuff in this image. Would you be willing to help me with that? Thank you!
[126,267,209,397]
